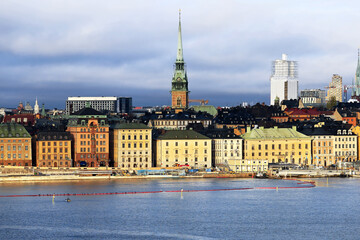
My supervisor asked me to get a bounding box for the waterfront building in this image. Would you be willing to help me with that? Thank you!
[299,128,335,167]
[171,12,189,109]
[270,54,298,105]
[201,129,243,167]
[300,89,326,107]
[36,131,72,167]
[111,123,152,169]
[242,126,312,165]
[326,74,343,102]
[66,96,132,115]
[66,107,110,167]
[156,130,211,168]
[228,159,268,173]
[0,123,32,166]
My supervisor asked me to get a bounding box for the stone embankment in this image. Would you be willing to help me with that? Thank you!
[277,169,355,178]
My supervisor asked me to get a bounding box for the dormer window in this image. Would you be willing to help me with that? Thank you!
[337,130,341,135]
[348,130,352,135]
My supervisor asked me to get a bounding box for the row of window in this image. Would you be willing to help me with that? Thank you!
[80,154,107,158]
[334,144,356,149]
[250,143,308,150]
[121,164,148,168]
[41,155,70,160]
[0,145,29,151]
[1,153,29,159]
[40,161,69,166]
[122,143,149,148]
[80,128,106,132]
[121,151,149,155]
[165,149,208,154]
[41,142,69,147]
[121,157,149,162]
[80,134,106,139]
[80,141,106,146]
[122,134,149,140]
[41,148,68,153]
[79,148,106,152]
[0,139,29,143]
[247,151,309,157]
[165,141,208,147]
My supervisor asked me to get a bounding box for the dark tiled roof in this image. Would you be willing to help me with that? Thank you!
[111,123,151,129]
[72,107,104,116]
[157,130,209,140]
[37,131,72,141]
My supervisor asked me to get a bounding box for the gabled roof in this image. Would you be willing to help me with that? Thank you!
[157,130,209,140]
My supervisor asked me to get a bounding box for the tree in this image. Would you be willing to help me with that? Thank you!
[326,96,337,110]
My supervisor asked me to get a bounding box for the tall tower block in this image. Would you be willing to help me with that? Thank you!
[171,10,189,109]
[270,54,298,105]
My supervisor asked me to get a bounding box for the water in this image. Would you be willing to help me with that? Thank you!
[0,178,360,240]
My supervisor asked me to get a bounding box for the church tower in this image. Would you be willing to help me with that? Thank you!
[171,10,189,109]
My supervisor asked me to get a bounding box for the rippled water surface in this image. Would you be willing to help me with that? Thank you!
[1,178,360,240]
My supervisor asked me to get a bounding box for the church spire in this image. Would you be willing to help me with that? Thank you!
[355,49,360,96]
[176,9,184,62]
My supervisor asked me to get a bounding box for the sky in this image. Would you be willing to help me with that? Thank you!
[1,0,360,109]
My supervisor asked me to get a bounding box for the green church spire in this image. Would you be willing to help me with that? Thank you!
[355,49,360,96]
[176,9,184,62]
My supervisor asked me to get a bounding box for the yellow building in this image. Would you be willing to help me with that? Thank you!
[156,130,211,168]
[112,123,152,169]
[0,123,32,166]
[242,126,312,165]
[36,132,72,167]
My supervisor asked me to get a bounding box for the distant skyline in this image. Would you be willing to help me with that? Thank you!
[1,0,360,109]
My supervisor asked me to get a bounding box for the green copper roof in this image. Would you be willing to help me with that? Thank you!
[158,130,209,140]
[355,49,360,96]
[112,123,151,130]
[242,127,310,140]
[0,123,31,138]
[191,105,218,117]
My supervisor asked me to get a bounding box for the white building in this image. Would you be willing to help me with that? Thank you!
[270,54,298,105]
[66,96,132,115]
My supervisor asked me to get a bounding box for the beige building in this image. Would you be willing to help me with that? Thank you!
[326,74,342,102]
[112,123,152,169]
[156,130,211,168]
[242,126,312,165]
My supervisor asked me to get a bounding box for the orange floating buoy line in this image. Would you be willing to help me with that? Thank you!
[0,179,315,198]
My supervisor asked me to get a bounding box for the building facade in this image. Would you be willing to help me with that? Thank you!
[112,123,152,169]
[300,89,326,107]
[270,54,298,105]
[67,108,110,167]
[66,96,132,115]
[156,130,211,168]
[326,74,342,102]
[242,126,312,165]
[0,124,32,166]
[36,132,72,167]
[171,12,189,109]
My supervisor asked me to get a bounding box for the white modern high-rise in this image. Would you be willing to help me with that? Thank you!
[270,54,298,105]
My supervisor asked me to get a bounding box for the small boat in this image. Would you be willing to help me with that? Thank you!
[255,172,267,179]
[65,198,71,202]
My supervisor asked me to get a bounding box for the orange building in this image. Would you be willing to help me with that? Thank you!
[36,132,72,167]
[0,123,32,166]
[67,108,110,167]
